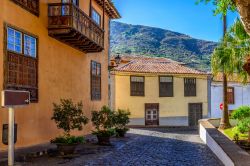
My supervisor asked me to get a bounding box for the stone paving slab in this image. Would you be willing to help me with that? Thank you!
[6,128,223,166]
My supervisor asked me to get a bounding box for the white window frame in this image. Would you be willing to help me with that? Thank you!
[7,27,22,54]
[24,34,37,58]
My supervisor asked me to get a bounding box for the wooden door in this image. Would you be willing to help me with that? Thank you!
[188,103,202,126]
[145,103,159,126]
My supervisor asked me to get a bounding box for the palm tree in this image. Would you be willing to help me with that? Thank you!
[222,15,231,129]
[212,19,250,129]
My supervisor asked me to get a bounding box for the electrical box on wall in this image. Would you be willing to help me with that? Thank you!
[2,124,17,145]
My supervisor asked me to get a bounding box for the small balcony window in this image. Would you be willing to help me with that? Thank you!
[24,35,37,58]
[62,0,79,6]
[92,8,101,26]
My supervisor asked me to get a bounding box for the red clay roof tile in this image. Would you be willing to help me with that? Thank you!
[112,56,208,75]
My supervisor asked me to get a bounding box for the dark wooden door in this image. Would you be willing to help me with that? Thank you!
[188,103,202,126]
[145,103,159,126]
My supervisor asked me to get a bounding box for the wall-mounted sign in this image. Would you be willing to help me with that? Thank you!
[1,90,30,107]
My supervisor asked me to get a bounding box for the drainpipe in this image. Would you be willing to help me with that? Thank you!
[108,19,111,107]
[207,75,212,118]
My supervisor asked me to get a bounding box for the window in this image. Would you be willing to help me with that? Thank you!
[91,61,101,100]
[62,0,78,6]
[24,35,37,57]
[159,76,173,97]
[7,27,22,53]
[184,78,196,97]
[7,27,37,58]
[130,76,145,96]
[91,8,101,26]
[5,26,38,102]
[227,87,235,104]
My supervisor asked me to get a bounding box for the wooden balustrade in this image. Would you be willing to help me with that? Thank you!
[48,3,104,53]
[11,0,39,16]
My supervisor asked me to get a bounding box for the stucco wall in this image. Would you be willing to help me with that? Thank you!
[112,73,208,126]
[211,82,250,118]
[0,0,111,150]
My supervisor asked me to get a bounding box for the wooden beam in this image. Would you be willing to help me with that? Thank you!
[89,0,92,17]
[102,0,105,30]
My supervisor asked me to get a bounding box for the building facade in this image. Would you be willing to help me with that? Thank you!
[211,74,250,118]
[0,0,119,150]
[110,56,210,126]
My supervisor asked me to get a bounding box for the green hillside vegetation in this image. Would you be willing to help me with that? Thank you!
[110,21,217,71]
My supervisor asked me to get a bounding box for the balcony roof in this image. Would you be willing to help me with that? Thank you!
[94,0,121,19]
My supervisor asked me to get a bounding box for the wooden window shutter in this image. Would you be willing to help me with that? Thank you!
[184,78,196,97]
[159,76,173,97]
[227,87,235,104]
[130,76,144,96]
[91,61,101,100]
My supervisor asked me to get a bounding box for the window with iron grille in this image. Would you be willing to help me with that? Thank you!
[5,26,38,102]
[130,76,144,96]
[184,78,196,97]
[91,61,101,100]
[159,76,173,97]
[227,87,235,104]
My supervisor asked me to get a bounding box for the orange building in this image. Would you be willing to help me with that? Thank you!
[0,0,120,150]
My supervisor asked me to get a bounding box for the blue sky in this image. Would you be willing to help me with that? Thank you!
[112,0,238,42]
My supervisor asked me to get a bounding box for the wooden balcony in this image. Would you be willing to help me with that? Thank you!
[11,0,39,16]
[48,3,104,53]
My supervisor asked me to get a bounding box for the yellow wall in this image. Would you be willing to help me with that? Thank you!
[0,0,111,150]
[112,72,208,123]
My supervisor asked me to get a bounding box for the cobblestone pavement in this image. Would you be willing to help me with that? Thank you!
[22,127,223,166]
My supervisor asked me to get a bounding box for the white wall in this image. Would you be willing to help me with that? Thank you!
[211,82,250,118]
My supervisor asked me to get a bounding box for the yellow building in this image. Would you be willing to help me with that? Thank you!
[111,56,210,126]
[0,0,119,150]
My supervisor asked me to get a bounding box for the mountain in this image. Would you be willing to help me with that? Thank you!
[110,21,218,71]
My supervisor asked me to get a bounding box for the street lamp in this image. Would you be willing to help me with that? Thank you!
[115,54,121,64]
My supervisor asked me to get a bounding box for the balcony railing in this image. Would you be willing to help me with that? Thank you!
[11,0,39,16]
[48,3,104,53]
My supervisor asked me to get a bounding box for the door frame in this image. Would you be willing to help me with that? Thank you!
[188,103,203,126]
[145,103,159,126]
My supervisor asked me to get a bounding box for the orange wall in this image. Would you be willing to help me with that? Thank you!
[0,0,111,150]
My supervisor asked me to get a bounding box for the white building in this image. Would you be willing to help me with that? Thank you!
[211,74,250,118]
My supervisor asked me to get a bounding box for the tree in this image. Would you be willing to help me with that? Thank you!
[197,0,250,35]
[198,0,231,129]
[196,0,236,15]
[212,19,250,129]
[198,0,249,129]
[51,99,89,136]
[231,106,250,142]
